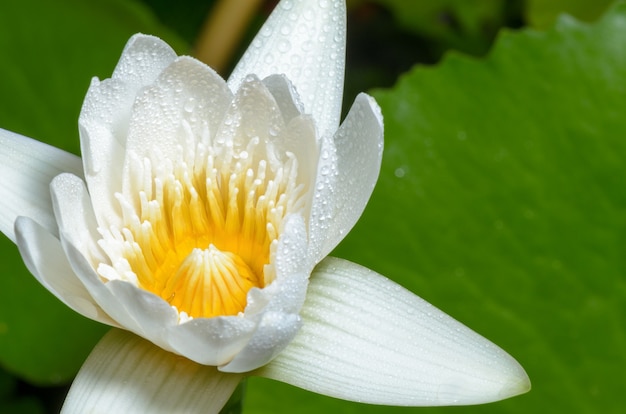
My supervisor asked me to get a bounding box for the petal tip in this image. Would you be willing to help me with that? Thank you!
[498,367,531,400]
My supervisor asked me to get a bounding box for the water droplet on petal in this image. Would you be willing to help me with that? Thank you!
[184,98,195,113]
[280,23,293,36]
[278,39,291,53]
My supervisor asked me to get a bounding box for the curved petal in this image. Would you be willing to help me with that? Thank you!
[123,56,232,175]
[276,115,319,199]
[62,329,243,414]
[304,127,337,261]
[227,0,346,139]
[0,128,81,242]
[50,173,107,264]
[256,257,531,406]
[309,93,384,261]
[60,233,208,358]
[14,217,116,326]
[60,235,153,337]
[262,74,305,123]
[105,279,179,339]
[79,34,177,229]
[219,310,301,373]
[166,316,257,366]
[215,75,285,157]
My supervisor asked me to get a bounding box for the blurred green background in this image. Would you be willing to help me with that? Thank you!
[0,0,624,412]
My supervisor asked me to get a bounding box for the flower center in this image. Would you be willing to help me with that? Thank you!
[97,138,304,319]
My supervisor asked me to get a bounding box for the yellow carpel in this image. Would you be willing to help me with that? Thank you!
[162,245,259,317]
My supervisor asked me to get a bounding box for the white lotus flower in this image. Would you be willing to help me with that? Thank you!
[0,0,530,412]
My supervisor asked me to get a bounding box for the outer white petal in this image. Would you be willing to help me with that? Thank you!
[62,329,243,414]
[256,257,531,406]
[0,128,82,242]
[14,217,116,326]
[79,34,177,229]
[308,93,384,262]
[227,0,346,139]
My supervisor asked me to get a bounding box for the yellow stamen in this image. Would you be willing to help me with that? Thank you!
[98,140,304,319]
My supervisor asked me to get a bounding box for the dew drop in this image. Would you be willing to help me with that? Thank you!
[260,25,273,38]
[278,39,291,53]
[394,167,405,178]
[290,54,302,65]
[280,23,293,36]
[183,98,195,113]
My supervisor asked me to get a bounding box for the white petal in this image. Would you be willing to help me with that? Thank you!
[262,74,305,123]
[304,128,337,262]
[227,0,346,139]
[79,34,177,229]
[166,317,257,366]
[123,56,232,174]
[256,257,531,406]
[14,217,116,326]
[50,173,107,264]
[105,279,179,339]
[58,231,185,354]
[62,329,243,414]
[273,214,311,284]
[309,93,384,261]
[276,116,319,198]
[112,34,177,83]
[59,235,155,338]
[219,311,301,373]
[0,128,81,242]
[215,75,285,154]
